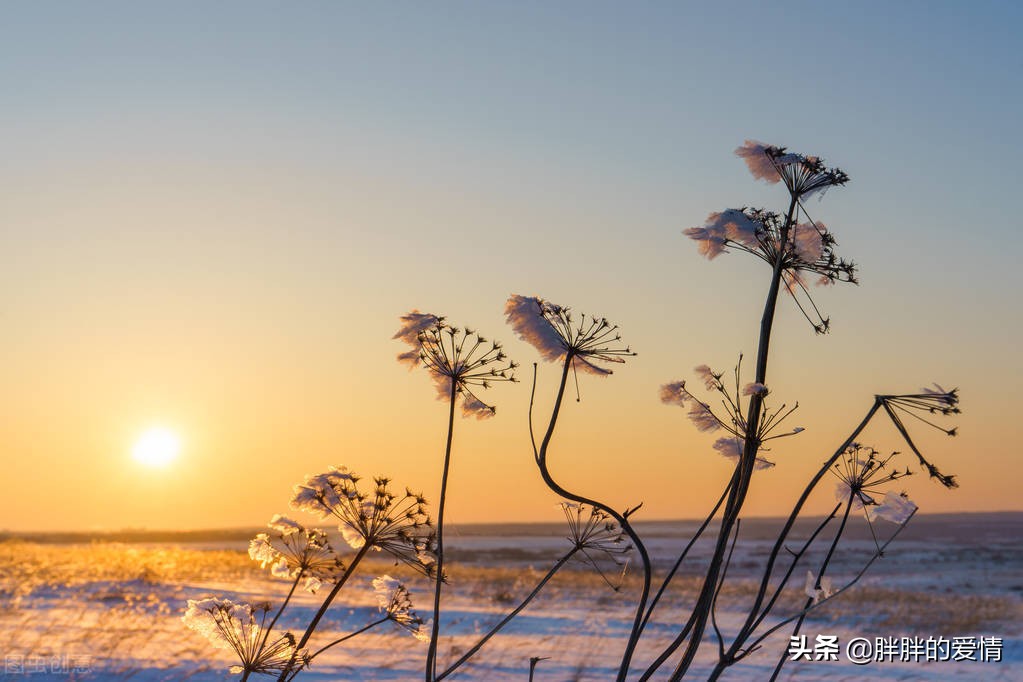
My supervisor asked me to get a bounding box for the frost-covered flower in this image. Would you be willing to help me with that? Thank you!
[248,517,345,593]
[268,514,302,536]
[804,570,834,605]
[735,140,849,199]
[659,381,688,407]
[395,311,517,419]
[867,491,918,524]
[830,445,914,520]
[694,364,721,391]
[688,402,721,433]
[713,437,774,470]
[291,467,437,577]
[372,575,426,639]
[394,310,443,349]
[661,359,801,455]
[561,502,632,589]
[182,598,301,675]
[742,382,769,397]
[682,210,760,261]
[505,295,635,377]
[685,208,856,334]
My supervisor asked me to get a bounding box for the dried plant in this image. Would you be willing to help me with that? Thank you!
[184,140,961,681]
[394,311,516,681]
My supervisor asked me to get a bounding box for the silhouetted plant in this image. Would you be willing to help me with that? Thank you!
[184,140,961,680]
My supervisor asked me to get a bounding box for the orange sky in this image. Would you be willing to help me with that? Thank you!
[3,4,1021,531]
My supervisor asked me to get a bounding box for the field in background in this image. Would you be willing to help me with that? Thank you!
[1,513,1019,680]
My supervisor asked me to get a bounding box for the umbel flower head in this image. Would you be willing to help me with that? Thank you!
[561,502,633,590]
[394,310,517,419]
[248,515,346,593]
[735,140,849,199]
[505,294,635,377]
[878,385,960,488]
[660,357,803,469]
[684,208,856,333]
[372,575,428,641]
[830,444,917,524]
[182,598,302,675]
[291,466,437,577]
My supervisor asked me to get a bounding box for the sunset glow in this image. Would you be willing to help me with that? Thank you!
[132,427,181,468]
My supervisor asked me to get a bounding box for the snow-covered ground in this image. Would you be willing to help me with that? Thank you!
[2,513,1019,680]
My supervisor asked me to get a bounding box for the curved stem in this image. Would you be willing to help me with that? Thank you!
[528,363,539,463]
[435,547,579,681]
[639,483,730,635]
[425,381,459,681]
[536,355,652,682]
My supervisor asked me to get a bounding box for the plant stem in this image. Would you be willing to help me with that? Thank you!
[425,380,458,681]
[659,196,798,681]
[639,483,729,635]
[260,569,304,654]
[742,508,916,655]
[277,543,371,681]
[767,494,855,682]
[435,547,578,681]
[536,354,652,682]
[700,402,881,680]
[742,400,881,632]
[307,617,389,662]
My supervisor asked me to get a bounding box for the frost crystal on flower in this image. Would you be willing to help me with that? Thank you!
[867,491,918,524]
[804,570,834,605]
[182,598,299,675]
[395,311,517,419]
[694,364,721,391]
[688,402,721,433]
[659,381,688,407]
[291,467,438,577]
[268,514,302,536]
[713,437,774,470]
[372,575,426,639]
[735,140,849,199]
[505,295,635,377]
[394,310,444,347]
[742,382,769,397]
[248,517,345,592]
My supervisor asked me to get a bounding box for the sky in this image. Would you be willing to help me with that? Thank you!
[2,1,1022,531]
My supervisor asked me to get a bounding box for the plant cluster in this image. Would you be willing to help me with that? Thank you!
[185,141,960,680]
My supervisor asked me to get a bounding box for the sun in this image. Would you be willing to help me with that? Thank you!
[132,427,181,468]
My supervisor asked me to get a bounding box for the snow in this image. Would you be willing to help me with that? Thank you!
[1,513,1019,680]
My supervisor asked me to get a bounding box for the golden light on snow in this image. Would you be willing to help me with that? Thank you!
[132,427,181,468]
